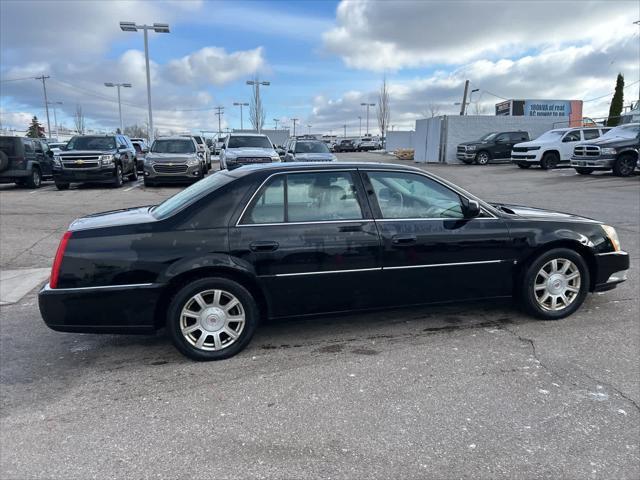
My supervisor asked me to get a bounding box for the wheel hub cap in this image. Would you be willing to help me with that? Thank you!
[534,258,581,312]
[201,307,226,332]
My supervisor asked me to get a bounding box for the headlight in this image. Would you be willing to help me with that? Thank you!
[271,155,281,162]
[100,154,114,165]
[526,146,541,151]
[53,155,61,166]
[187,158,199,166]
[466,145,476,151]
[602,225,621,251]
[601,147,617,155]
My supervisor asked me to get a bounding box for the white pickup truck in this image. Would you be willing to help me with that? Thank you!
[511,126,610,169]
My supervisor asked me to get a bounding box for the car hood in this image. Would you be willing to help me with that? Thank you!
[491,203,598,223]
[459,141,487,147]
[69,206,156,231]
[514,139,555,148]
[146,153,195,162]
[226,147,275,157]
[294,152,336,161]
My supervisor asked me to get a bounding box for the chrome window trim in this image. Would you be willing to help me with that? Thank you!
[241,219,375,227]
[46,283,156,292]
[236,168,366,227]
[259,259,508,278]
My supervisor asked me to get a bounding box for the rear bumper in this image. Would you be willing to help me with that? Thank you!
[38,282,165,334]
[593,251,630,292]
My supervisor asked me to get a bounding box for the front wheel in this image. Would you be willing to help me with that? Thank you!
[517,163,531,169]
[55,182,70,190]
[520,248,589,320]
[112,164,123,188]
[540,152,559,170]
[475,151,491,165]
[25,167,42,188]
[612,154,637,177]
[167,277,259,361]
[128,164,138,181]
[575,167,593,175]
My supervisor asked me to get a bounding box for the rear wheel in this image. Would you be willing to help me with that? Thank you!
[612,153,637,177]
[167,277,259,361]
[540,152,559,170]
[143,177,154,187]
[520,248,589,320]
[517,163,531,169]
[475,151,491,165]
[575,167,594,175]
[25,167,42,188]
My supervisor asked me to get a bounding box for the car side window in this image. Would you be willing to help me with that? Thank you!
[495,134,509,143]
[583,129,600,140]
[241,172,364,224]
[563,131,581,142]
[368,171,464,219]
[23,140,34,153]
[510,132,527,142]
[33,141,43,153]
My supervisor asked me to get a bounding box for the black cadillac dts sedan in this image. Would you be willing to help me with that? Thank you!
[39,162,629,360]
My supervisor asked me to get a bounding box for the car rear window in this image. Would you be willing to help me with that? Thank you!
[0,137,17,156]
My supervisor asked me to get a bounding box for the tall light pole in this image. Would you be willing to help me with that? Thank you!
[214,106,224,133]
[343,123,347,138]
[120,22,170,140]
[233,102,249,130]
[47,101,63,139]
[468,88,480,115]
[35,75,52,139]
[307,124,312,135]
[635,20,640,105]
[292,118,299,137]
[360,103,375,136]
[104,82,132,132]
[358,115,362,137]
[246,79,270,133]
[273,118,279,130]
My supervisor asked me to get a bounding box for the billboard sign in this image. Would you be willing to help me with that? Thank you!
[524,100,571,117]
[495,101,511,116]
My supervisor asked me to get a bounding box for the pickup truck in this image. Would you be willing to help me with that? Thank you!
[570,123,639,176]
[457,131,529,165]
[511,127,610,169]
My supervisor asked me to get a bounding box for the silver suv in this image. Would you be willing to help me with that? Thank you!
[143,137,205,187]
[219,133,280,170]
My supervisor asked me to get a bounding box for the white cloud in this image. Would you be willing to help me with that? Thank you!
[167,47,265,86]
[323,0,638,71]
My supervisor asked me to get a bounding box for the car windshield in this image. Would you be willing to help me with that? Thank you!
[151,139,196,154]
[599,124,639,140]
[228,136,272,148]
[295,141,330,153]
[341,140,353,144]
[66,136,116,150]
[479,133,498,141]
[152,171,236,219]
[535,130,565,142]
[192,137,203,144]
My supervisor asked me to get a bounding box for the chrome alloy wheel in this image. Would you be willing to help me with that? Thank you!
[180,289,245,351]
[534,258,581,311]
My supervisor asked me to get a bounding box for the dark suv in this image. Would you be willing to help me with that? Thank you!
[0,136,54,188]
[457,131,530,165]
[53,134,138,189]
[570,123,639,176]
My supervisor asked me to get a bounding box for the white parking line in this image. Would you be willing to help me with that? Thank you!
[124,180,143,192]
[29,185,57,194]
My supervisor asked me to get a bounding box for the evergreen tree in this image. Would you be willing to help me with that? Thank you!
[606,73,624,127]
[26,116,45,138]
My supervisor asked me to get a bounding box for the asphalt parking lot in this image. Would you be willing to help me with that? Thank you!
[1,153,639,479]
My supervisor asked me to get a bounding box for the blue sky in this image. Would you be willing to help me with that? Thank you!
[1,0,638,136]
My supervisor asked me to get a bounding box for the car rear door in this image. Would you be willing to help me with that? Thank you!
[361,169,514,307]
[229,169,382,317]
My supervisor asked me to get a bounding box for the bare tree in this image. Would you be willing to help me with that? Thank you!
[249,78,266,132]
[124,124,147,139]
[376,76,390,147]
[472,102,486,115]
[73,104,85,134]
[425,103,441,118]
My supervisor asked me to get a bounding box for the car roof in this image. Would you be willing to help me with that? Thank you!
[228,132,268,137]
[228,161,422,177]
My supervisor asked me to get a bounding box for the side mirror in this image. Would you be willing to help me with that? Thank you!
[47,150,54,157]
[462,198,481,218]
[288,150,294,154]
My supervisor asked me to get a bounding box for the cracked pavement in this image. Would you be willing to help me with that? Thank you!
[1,156,638,479]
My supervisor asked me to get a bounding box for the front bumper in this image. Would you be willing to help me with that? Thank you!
[570,156,615,170]
[511,153,541,163]
[593,251,630,292]
[144,163,202,181]
[456,151,476,161]
[53,166,115,183]
[38,282,164,334]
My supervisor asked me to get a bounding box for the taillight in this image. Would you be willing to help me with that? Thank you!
[50,231,72,289]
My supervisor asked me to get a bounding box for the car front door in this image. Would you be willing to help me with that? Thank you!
[493,133,512,159]
[229,169,382,317]
[362,169,514,307]
[560,130,582,160]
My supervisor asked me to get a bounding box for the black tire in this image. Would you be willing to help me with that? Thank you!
[461,158,474,165]
[167,277,259,361]
[128,164,138,181]
[575,167,594,175]
[540,152,559,170]
[55,182,70,190]
[612,153,637,177]
[474,151,491,165]
[520,248,590,320]
[0,151,9,172]
[25,167,42,188]
[517,163,531,169]
[143,177,155,187]
[112,164,123,188]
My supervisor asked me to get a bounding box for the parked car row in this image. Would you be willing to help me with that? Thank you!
[456,123,639,177]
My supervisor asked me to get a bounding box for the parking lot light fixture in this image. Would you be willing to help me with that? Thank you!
[233,102,249,130]
[292,118,299,137]
[119,21,170,140]
[273,118,279,129]
[360,103,375,135]
[47,101,63,140]
[246,80,270,133]
[104,82,132,132]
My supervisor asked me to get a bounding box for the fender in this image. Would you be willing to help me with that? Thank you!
[160,253,257,283]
